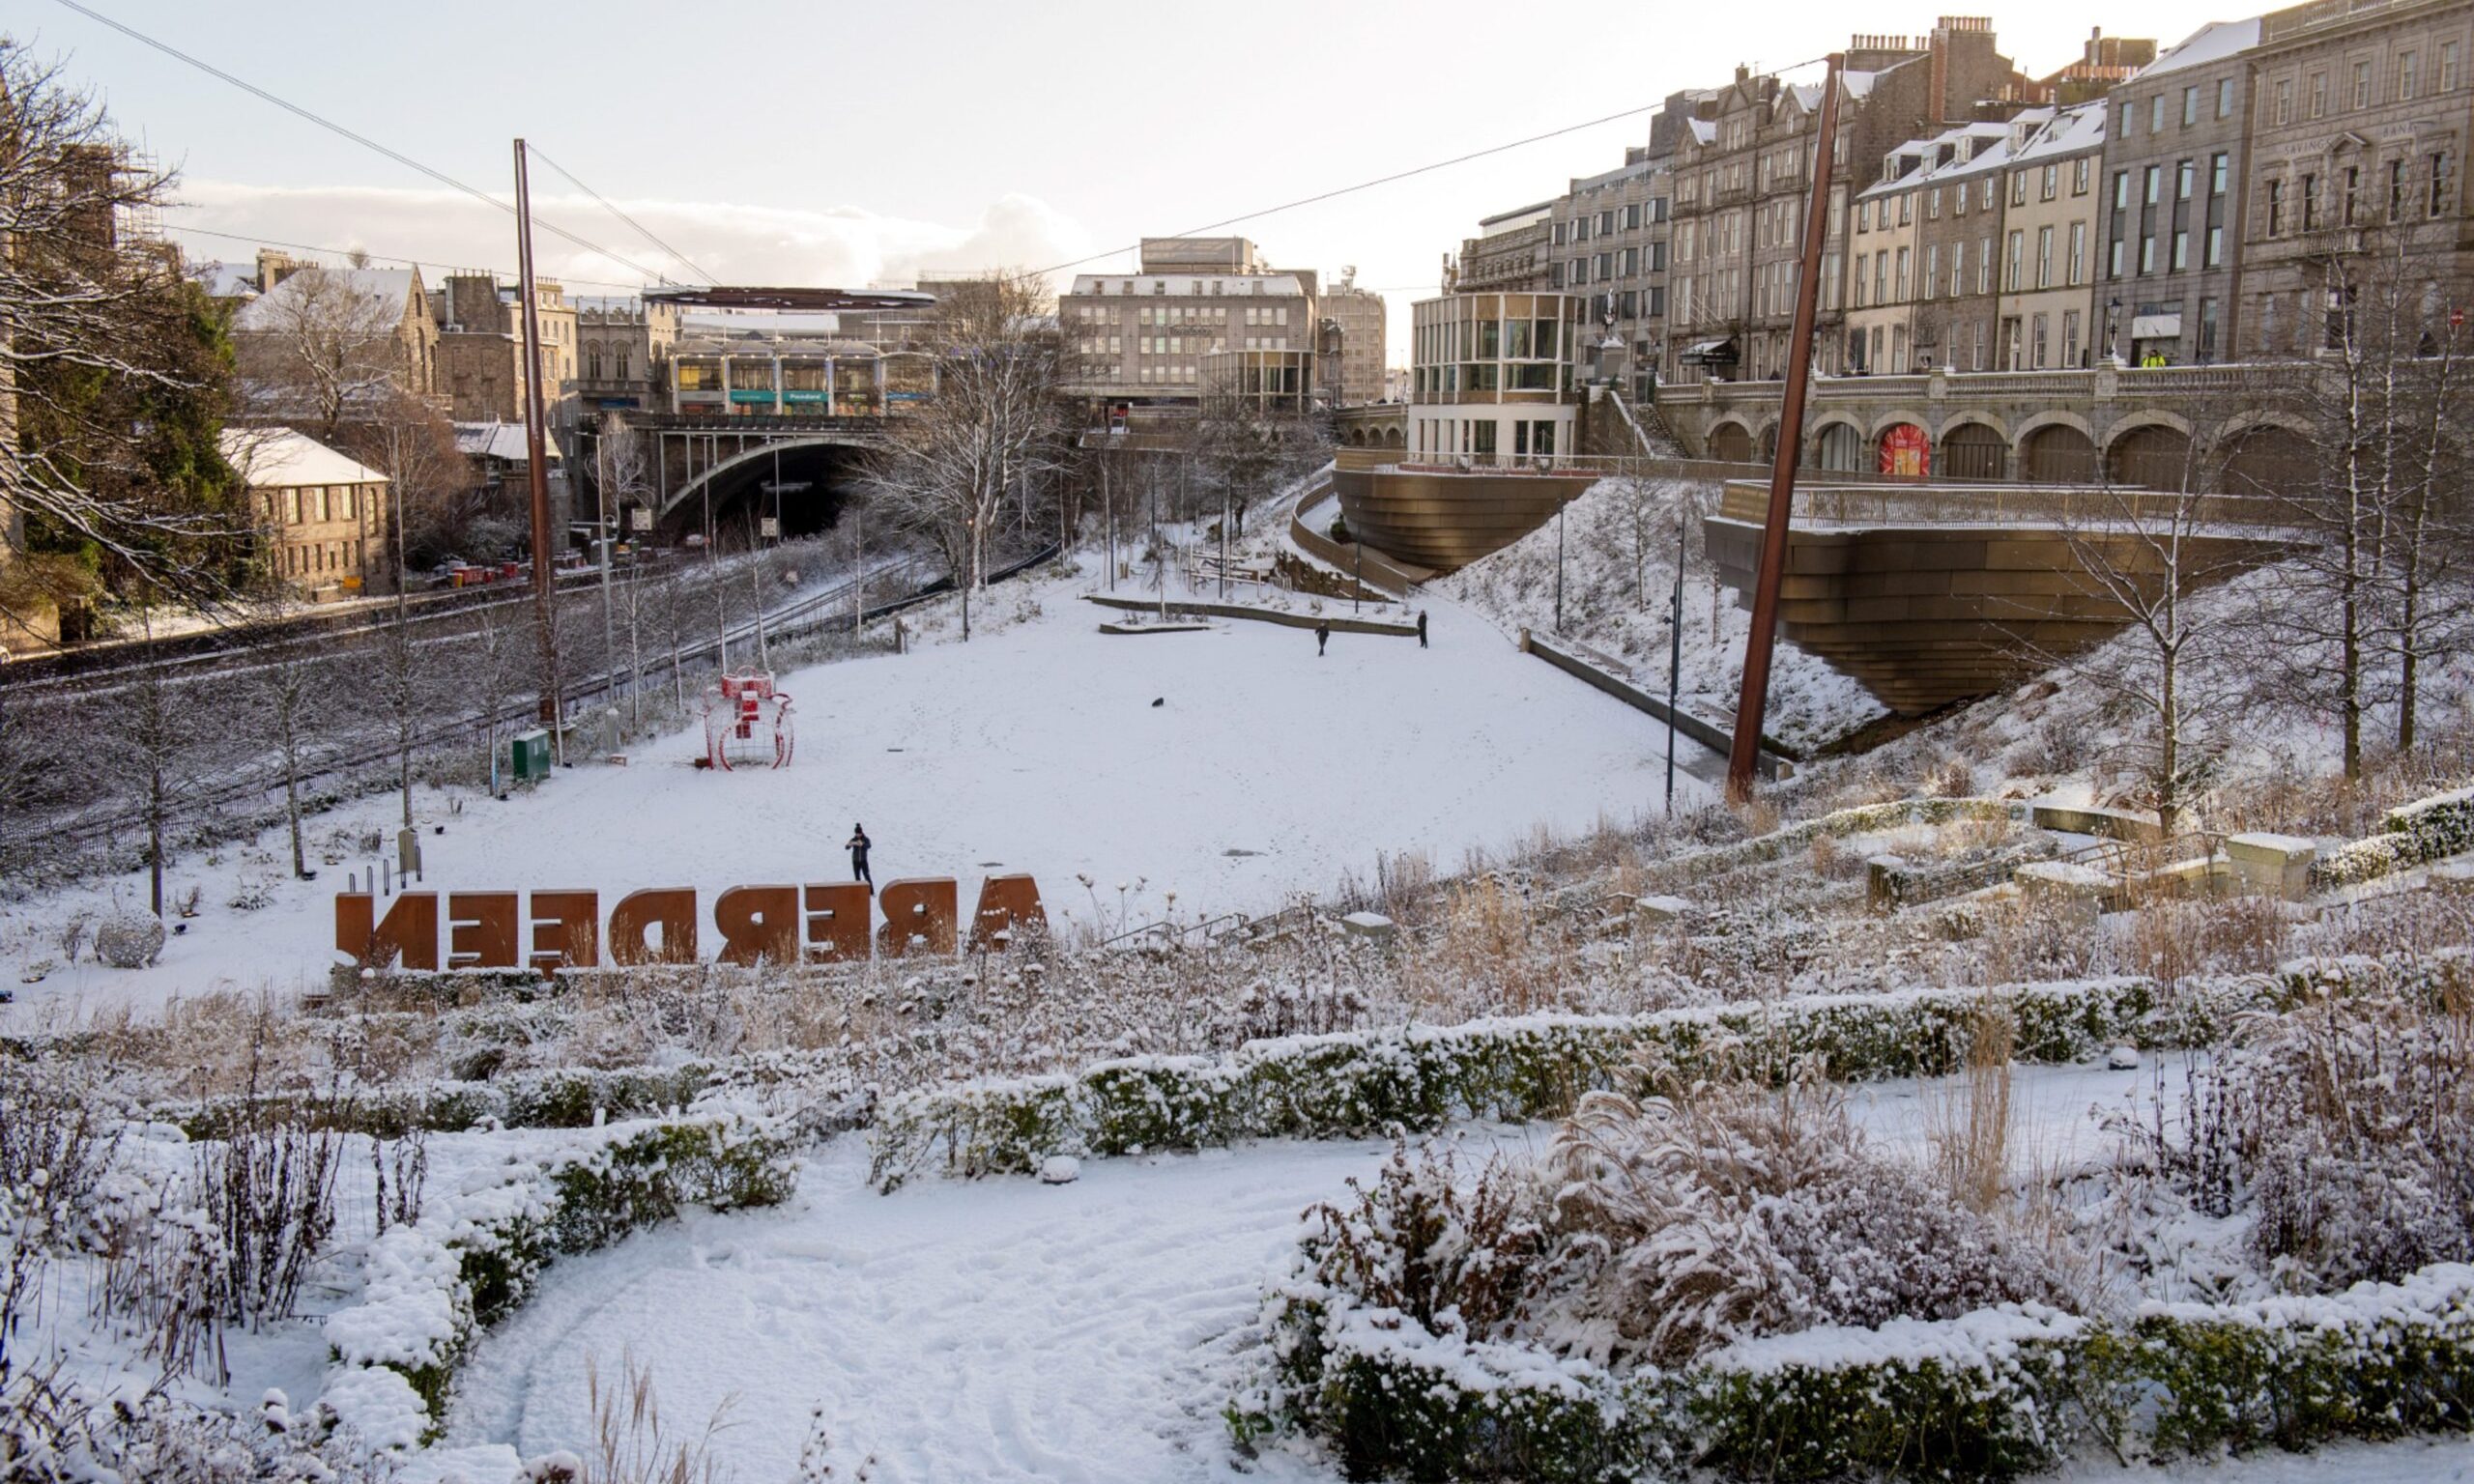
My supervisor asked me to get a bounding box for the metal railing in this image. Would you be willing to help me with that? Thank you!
[1714,479,2300,530]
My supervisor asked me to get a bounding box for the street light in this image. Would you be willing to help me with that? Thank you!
[2107,298,2123,365]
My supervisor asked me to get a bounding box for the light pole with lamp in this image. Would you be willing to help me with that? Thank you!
[2106,298,2124,365]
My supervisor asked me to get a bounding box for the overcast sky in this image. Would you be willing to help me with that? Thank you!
[30,0,2243,362]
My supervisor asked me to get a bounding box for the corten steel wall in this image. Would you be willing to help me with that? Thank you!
[1704,479,2295,713]
[1331,464,1597,573]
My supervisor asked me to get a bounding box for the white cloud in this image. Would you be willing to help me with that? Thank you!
[167,179,1095,295]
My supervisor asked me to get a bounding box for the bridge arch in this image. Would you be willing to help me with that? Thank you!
[2017,416,2099,483]
[1936,416,2011,481]
[656,434,883,536]
[1806,415,1867,471]
[2105,419,2199,490]
[2211,417,2315,497]
[1706,417,1757,463]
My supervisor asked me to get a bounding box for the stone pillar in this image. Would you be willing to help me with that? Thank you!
[2224,833,2317,900]
[2016,860,2112,927]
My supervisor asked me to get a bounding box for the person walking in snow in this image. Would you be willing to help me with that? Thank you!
[1315,621,1330,657]
[847,823,873,887]
[1416,610,1428,649]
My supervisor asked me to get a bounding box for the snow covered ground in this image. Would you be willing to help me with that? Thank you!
[433,1058,2461,1483]
[2,554,1716,1025]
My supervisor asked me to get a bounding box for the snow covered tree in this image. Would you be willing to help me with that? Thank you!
[235,264,407,446]
[245,616,339,878]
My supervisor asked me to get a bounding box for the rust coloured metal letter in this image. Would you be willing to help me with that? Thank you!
[608,888,700,965]
[875,878,959,958]
[803,883,873,962]
[714,885,799,966]
[529,891,600,971]
[446,893,522,969]
[334,892,440,971]
[968,874,1047,952]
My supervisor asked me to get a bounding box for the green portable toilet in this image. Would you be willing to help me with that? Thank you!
[508,728,552,784]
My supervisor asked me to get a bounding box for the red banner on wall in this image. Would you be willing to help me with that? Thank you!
[1878,423,1931,479]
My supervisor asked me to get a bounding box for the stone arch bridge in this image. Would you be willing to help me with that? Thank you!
[609,413,898,542]
[1657,363,2313,494]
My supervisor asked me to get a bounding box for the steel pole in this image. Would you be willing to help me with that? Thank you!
[514,139,562,748]
[1727,53,1842,801]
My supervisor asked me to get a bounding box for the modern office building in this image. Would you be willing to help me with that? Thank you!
[1405,291,1584,463]
[1061,237,1383,409]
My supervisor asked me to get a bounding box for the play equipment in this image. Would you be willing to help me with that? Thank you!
[702,671,794,770]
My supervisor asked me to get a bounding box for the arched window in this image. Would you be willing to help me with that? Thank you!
[588,345,605,380]
[617,350,632,381]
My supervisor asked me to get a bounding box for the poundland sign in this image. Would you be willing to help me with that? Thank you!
[335,875,1044,971]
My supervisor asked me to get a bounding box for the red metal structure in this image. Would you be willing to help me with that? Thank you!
[703,671,794,770]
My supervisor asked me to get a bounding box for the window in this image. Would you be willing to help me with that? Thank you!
[1978,235,1994,294]
[2043,164,2059,200]
[2123,102,2137,137]
[2206,225,2224,266]
[2069,221,2086,284]
[1598,210,1614,235]
[1956,180,1969,215]
[2219,76,2236,118]
[1899,193,1912,226]
[2303,172,2319,229]
[1874,252,1887,303]
[1624,203,1641,230]
[2032,313,2050,368]
[2275,78,2293,125]
[1929,186,1942,218]
[1571,216,1588,242]
[2112,238,2125,275]
[2172,229,2189,270]
[1595,252,1611,279]
[1983,178,1996,211]
[2142,234,2156,271]
[2006,230,2024,291]
[2267,178,2286,233]
[2199,297,2219,357]
[2310,71,2327,117]
[1951,240,1967,296]
[2446,42,2461,92]
[2064,309,2083,365]
[2114,171,2131,211]
[2012,171,2028,207]
[2353,59,2372,110]
[1552,222,1566,246]
[2145,165,2161,205]
[2178,160,2195,200]
[2036,226,2053,289]
[2401,49,2419,100]
[2433,152,2452,215]
[2184,85,2201,126]
[1924,243,1939,299]
[2074,158,2090,194]
[1896,246,1911,300]
[2151,94,2167,131]
[1619,246,1636,275]
[2212,154,2229,196]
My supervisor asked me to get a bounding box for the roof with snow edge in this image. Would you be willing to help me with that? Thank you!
[232,268,420,332]
[2136,17,2263,79]
[218,427,389,487]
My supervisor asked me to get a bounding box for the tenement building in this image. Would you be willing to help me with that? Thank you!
[2236,0,2474,356]
[430,273,580,427]
[1548,149,1674,403]
[573,295,682,414]
[1669,19,2057,385]
[2101,18,2261,363]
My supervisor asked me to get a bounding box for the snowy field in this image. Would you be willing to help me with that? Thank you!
[2,557,1716,1024]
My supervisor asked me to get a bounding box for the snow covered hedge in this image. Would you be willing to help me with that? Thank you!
[318,1109,794,1451]
[172,1062,720,1140]
[868,978,2172,1189]
[1244,1262,2474,1481]
[1655,797,2025,886]
[2309,785,2474,889]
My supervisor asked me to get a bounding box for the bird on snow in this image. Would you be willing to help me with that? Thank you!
[1151,697,1165,707]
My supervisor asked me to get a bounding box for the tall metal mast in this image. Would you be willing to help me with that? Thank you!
[1727,54,1843,800]
[514,138,562,741]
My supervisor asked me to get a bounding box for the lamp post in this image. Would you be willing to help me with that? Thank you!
[2107,298,2123,365]
[1665,508,1684,813]
[1554,496,1567,634]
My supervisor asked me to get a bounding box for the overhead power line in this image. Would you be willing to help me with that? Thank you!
[161,222,655,294]
[1037,100,1666,275]
[528,145,716,286]
[50,0,673,283]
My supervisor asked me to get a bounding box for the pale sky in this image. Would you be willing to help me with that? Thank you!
[28,0,2245,363]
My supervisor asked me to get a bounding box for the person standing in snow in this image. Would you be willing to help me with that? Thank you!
[848,824,873,886]
[1315,621,1330,657]
[1416,610,1428,649]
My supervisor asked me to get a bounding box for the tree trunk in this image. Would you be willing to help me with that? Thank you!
[285,740,306,879]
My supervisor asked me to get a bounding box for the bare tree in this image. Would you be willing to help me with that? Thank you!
[236,266,406,445]
[2033,477,2272,834]
[245,616,337,878]
[364,609,431,828]
[116,614,192,916]
[868,271,1078,639]
[2254,228,2474,774]
[2,41,250,621]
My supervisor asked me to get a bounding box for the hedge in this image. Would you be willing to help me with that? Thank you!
[1655,797,2025,888]
[318,1109,794,1450]
[2310,785,2474,889]
[1244,1263,2474,1482]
